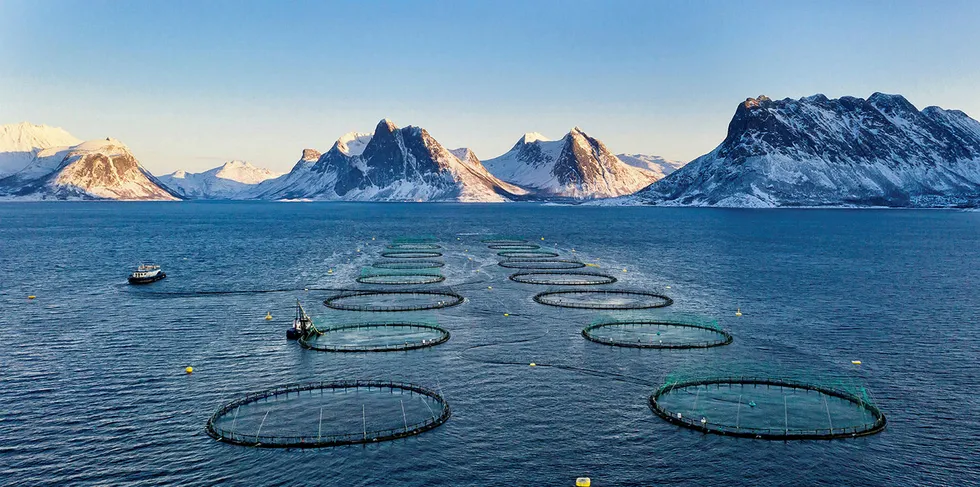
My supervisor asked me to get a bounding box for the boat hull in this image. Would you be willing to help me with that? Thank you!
[128,272,166,285]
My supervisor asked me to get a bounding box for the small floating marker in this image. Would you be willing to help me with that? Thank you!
[749,401,756,408]
[185,366,193,374]
[622,268,628,272]
[28,295,36,300]
[503,313,510,317]
[576,478,591,487]
[328,269,334,274]
[265,312,272,321]
[665,285,671,289]
[356,249,361,252]
[487,286,493,290]
[529,363,536,367]
[371,237,376,240]
[851,360,862,365]
[540,237,545,240]
[735,308,742,317]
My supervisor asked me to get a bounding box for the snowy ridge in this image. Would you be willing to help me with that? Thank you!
[616,154,686,180]
[157,160,282,199]
[483,127,659,199]
[254,119,526,202]
[626,93,980,207]
[0,122,82,177]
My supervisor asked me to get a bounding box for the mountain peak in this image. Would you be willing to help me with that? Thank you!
[335,132,372,156]
[519,132,550,144]
[742,95,772,109]
[376,118,398,134]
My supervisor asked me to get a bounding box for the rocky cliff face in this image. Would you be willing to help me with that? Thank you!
[633,93,980,207]
[482,127,659,199]
[0,137,179,200]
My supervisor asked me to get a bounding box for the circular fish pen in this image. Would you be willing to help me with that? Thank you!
[510,271,617,286]
[481,237,527,244]
[300,323,450,352]
[649,377,886,440]
[386,243,442,250]
[380,250,443,259]
[533,290,673,310]
[487,243,541,250]
[356,273,446,285]
[206,381,451,448]
[582,319,732,349]
[373,260,445,270]
[497,250,561,258]
[325,290,464,312]
[498,259,586,270]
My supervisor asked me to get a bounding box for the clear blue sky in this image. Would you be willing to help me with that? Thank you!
[1,0,978,174]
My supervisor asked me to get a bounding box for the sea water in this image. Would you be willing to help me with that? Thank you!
[1,202,978,486]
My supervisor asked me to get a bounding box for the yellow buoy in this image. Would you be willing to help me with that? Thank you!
[529,363,536,367]
[623,268,628,272]
[852,360,862,365]
[576,478,592,487]
[185,366,193,374]
[356,249,361,252]
[28,295,36,300]
[488,286,493,290]
[540,237,545,241]
[735,308,742,317]
[372,237,376,240]
[503,313,510,317]
[665,285,671,289]
[265,312,272,320]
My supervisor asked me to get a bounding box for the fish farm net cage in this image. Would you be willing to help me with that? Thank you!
[373,260,445,270]
[487,243,541,250]
[582,315,732,349]
[380,250,444,259]
[649,376,886,440]
[387,243,442,250]
[533,289,674,310]
[356,268,446,285]
[509,270,617,286]
[498,259,586,270]
[299,321,450,352]
[392,236,439,244]
[325,290,465,312]
[497,250,561,258]
[206,381,451,448]
[480,236,527,244]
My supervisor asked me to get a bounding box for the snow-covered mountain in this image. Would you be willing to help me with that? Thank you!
[254,119,527,202]
[0,122,82,178]
[482,128,659,199]
[158,160,282,199]
[630,93,980,207]
[0,135,179,200]
[616,154,686,180]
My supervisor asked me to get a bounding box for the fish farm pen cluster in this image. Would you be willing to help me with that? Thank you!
[207,235,457,449]
[203,231,886,453]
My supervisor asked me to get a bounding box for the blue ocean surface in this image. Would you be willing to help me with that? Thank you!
[1,202,978,486]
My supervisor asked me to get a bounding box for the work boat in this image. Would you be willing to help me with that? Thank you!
[286,300,315,340]
[128,264,166,284]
